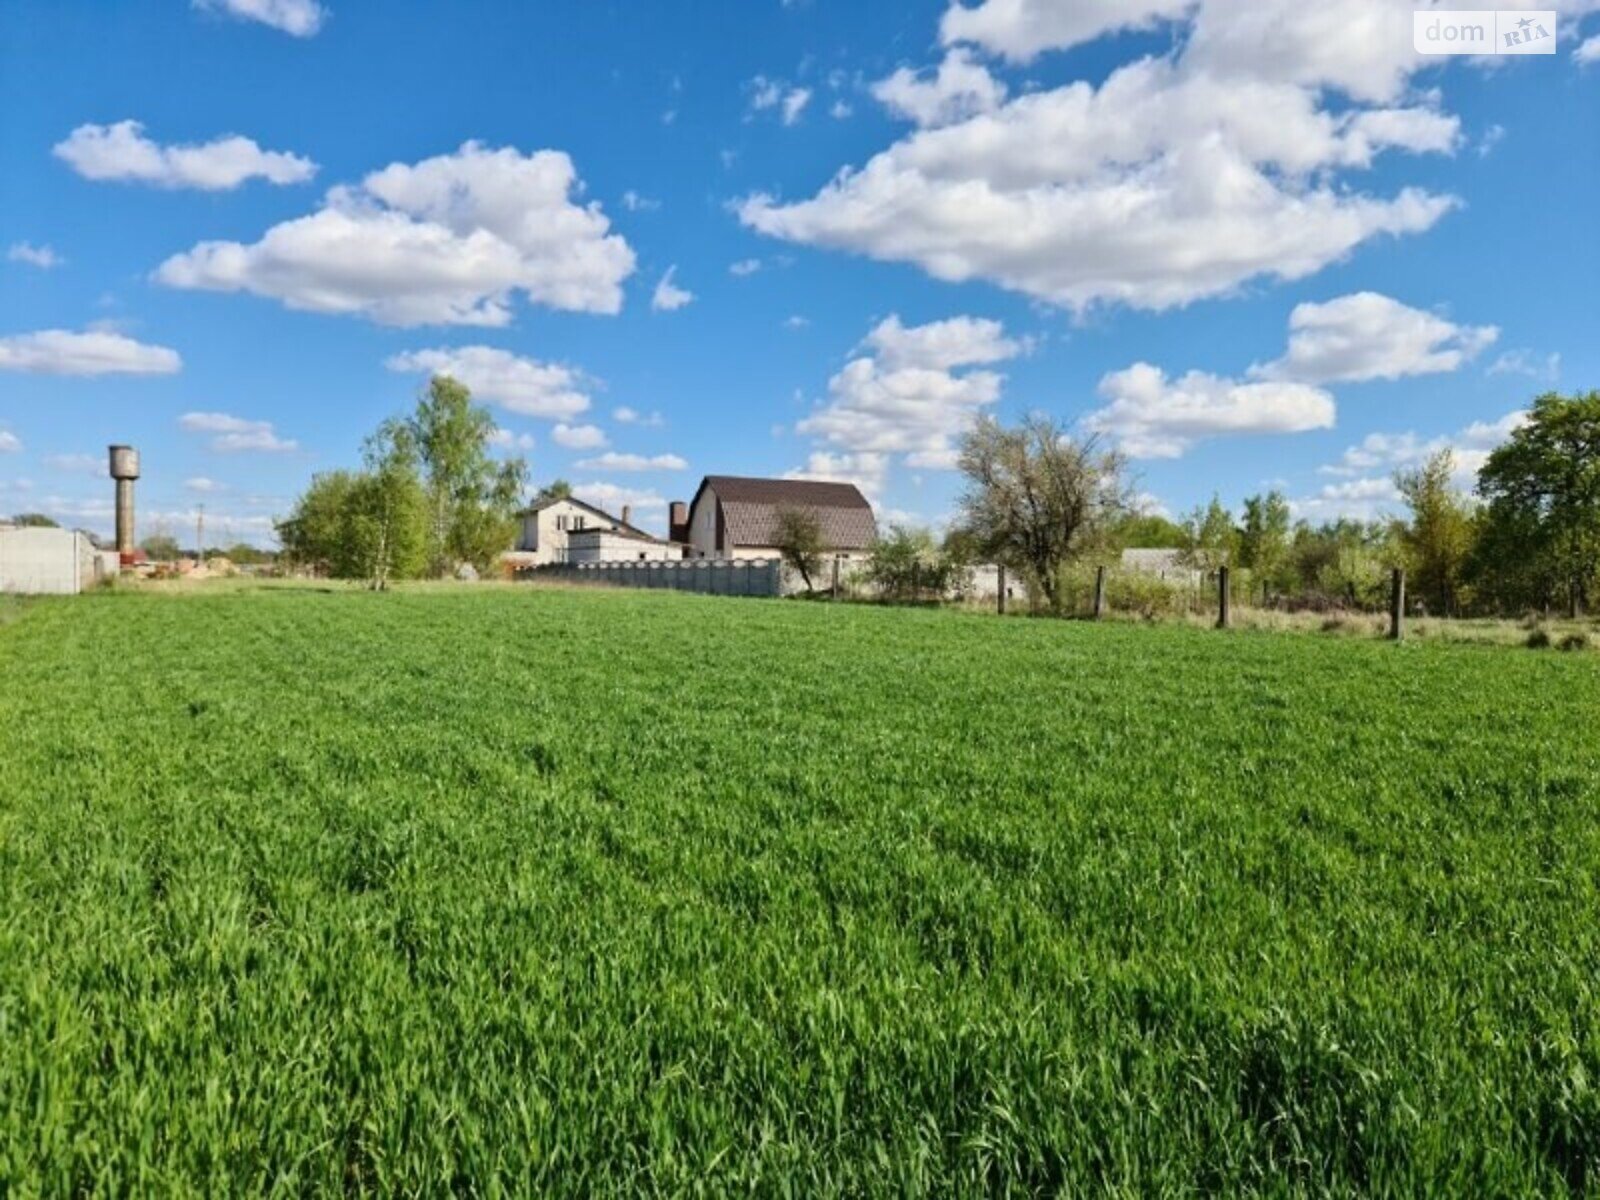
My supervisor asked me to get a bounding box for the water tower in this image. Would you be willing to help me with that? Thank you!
[108,444,140,555]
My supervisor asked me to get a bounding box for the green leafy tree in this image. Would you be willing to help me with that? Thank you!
[956,414,1128,612]
[1182,495,1237,573]
[1466,498,1559,615]
[224,543,272,566]
[1394,449,1475,615]
[535,479,573,503]
[408,376,529,576]
[1238,491,1293,598]
[773,506,827,593]
[277,471,359,576]
[346,420,428,590]
[139,533,181,562]
[1477,392,1600,617]
[10,513,59,528]
[1114,512,1188,550]
[940,525,982,567]
[1287,520,1394,609]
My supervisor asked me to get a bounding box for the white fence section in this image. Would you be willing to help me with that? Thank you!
[523,556,1031,606]
[528,558,789,597]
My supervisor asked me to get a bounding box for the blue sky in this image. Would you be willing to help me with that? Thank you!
[1,0,1596,546]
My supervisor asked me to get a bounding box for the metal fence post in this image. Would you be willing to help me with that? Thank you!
[1217,565,1231,629]
[1093,565,1106,620]
[831,556,840,601]
[997,565,1007,615]
[1390,567,1406,641]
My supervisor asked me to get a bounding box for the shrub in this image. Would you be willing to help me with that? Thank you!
[1527,628,1552,649]
[1559,632,1590,652]
[866,526,964,602]
[1057,563,1197,619]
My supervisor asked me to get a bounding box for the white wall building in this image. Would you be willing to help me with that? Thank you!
[515,495,663,565]
[566,525,679,564]
[0,527,111,594]
[1121,548,1203,586]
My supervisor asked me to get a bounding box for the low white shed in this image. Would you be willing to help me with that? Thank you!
[566,525,680,564]
[0,527,107,594]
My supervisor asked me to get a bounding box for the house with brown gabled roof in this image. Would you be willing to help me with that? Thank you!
[673,475,877,561]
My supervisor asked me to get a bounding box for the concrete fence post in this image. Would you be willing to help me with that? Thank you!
[997,565,1007,615]
[1093,565,1107,620]
[1390,567,1406,641]
[831,556,840,601]
[1217,565,1231,629]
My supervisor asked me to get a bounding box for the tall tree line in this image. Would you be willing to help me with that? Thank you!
[945,392,1600,618]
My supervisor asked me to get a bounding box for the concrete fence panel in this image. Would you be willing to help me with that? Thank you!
[521,557,790,598]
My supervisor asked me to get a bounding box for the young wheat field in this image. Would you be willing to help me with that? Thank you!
[3,584,1599,1194]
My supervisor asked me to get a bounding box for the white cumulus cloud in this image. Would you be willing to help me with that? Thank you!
[179,411,297,453]
[573,451,687,471]
[1088,363,1334,459]
[385,346,591,419]
[487,428,537,452]
[1255,292,1497,384]
[552,423,608,450]
[872,48,1008,127]
[749,76,813,125]
[784,451,891,499]
[742,4,1461,313]
[651,266,694,312]
[1087,290,1499,458]
[0,329,181,376]
[795,314,1021,475]
[156,141,635,325]
[1291,476,1402,522]
[193,0,326,37]
[0,431,23,454]
[940,0,1191,61]
[7,242,62,269]
[612,406,664,426]
[54,120,316,190]
[1319,410,1527,484]
[1488,349,1561,382]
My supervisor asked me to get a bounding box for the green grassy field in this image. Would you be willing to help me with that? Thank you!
[3,584,1599,1194]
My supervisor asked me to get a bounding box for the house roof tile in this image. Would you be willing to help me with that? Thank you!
[695,475,877,550]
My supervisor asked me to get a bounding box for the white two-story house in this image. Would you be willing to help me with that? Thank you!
[515,495,651,565]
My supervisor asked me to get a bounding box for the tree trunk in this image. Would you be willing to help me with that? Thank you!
[1036,561,1057,613]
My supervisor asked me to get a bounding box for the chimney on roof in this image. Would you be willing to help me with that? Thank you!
[621,504,632,527]
[668,500,688,543]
